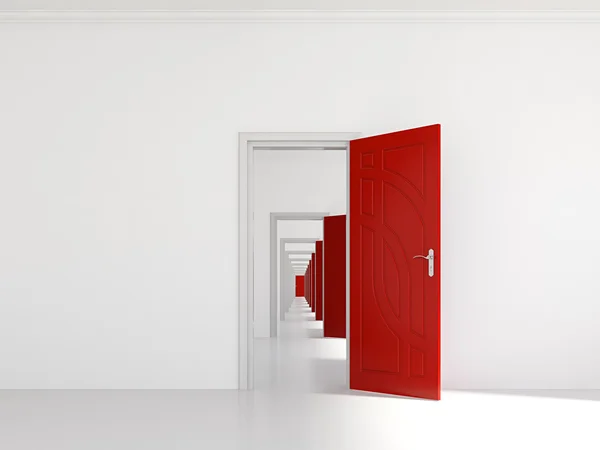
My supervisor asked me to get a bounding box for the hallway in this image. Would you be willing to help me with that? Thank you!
[254,297,347,394]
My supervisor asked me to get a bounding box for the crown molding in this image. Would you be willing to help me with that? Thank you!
[1,10,600,23]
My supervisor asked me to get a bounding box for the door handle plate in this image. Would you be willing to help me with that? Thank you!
[413,249,434,277]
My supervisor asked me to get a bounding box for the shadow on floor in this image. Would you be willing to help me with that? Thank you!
[446,389,600,402]
[308,357,427,401]
[307,358,600,402]
[304,328,324,339]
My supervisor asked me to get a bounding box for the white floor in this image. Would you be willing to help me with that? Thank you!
[1,298,599,450]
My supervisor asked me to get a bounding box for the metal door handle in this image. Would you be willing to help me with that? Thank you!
[413,249,434,277]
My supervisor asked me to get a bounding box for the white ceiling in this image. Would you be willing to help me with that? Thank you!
[1,0,597,11]
[285,243,315,252]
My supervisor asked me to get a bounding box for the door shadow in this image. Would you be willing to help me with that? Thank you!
[308,357,426,401]
[306,358,600,402]
[446,389,600,402]
[304,328,324,339]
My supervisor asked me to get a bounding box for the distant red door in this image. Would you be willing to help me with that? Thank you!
[323,215,346,338]
[308,263,312,306]
[295,275,305,297]
[304,267,310,303]
[307,261,312,306]
[315,241,323,321]
[349,125,441,400]
[304,268,309,301]
[311,253,316,313]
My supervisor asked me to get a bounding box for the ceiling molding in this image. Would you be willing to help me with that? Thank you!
[1,10,600,23]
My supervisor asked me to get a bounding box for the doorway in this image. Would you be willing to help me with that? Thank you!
[239,128,441,399]
[239,133,356,390]
[269,213,330,338]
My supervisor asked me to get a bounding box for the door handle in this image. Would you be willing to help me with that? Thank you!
[413,249,434,277]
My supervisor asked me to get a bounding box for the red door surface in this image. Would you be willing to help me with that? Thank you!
[295,275,305,297]
[304,267,310,303]
[304,268,309,301]
[315,241,324,321]
[307,261,312,307]
[311,253,316,313]
[349,125,441,400]
[323,215,346,338]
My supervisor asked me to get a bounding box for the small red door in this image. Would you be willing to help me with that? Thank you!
[315,241,324,321]
[349,125,441,400]
[304,267,310,303]
[323,215,346,338]
[307,261,312,306]
[295,275,305,297]
[304,268,309,301]
[308,262,312,306]
[311,253,316,313]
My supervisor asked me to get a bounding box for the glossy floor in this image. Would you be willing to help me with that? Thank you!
[0,298,598,449]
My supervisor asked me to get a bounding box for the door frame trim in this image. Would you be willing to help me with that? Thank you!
[285,250,313,286]
[238,132,359,390]
[281,243,319,322]
[270,212,329,338]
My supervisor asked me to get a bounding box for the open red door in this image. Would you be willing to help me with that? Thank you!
[305,268,309,302]
[323,215,346,338]
[315,241,323,321]
[307,261,312,307]
[349,125,441,400]
[310,260,314,308]
[311,253,316,313]
[307,267,310,303]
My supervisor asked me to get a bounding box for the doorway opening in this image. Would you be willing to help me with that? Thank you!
[269,213,330,338]
[239,133,356,390]
[239,127,441,400]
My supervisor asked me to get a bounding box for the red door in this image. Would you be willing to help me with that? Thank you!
[323,215,346,338]
[307,261,312,307]
[304,267,310,303]
[308,262,312,306]
[349,125,441,400]
[295,275,305,297]
[315,241,324,321]
[311,253,316,313]
[305,268,309,302]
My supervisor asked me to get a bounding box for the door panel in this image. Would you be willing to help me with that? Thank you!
[307,261,312,307]
[307,267,310,303]
[305,268,309,301]
[349,124,441,400]
[311,253,316,313]
[323,215,346,338]
[310,261,313,308]
[315,241,323,321]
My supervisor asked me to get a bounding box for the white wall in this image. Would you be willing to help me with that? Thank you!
[254,150,346,338]
[1,21,599,389]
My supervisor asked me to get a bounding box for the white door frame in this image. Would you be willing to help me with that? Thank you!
[270,212,329,338]
[239,132,359,390]
[281,244,318,321]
